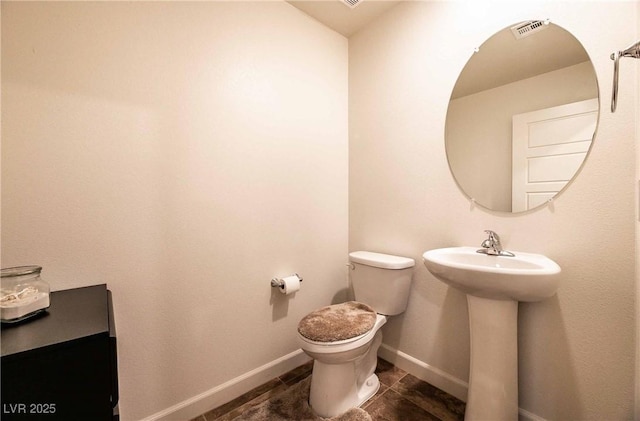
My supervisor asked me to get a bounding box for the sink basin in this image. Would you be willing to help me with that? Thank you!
[422,246,561,301]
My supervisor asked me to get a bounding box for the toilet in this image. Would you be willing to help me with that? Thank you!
[297,251,415,418]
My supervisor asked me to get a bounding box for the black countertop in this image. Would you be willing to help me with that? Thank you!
[1,284,111,359]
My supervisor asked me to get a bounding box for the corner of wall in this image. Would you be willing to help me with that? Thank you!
[635,2,640,419]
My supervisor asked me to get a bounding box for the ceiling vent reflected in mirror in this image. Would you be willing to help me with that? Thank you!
[510,20,549,40]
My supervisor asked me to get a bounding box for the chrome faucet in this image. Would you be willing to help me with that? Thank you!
[477,230,515,257]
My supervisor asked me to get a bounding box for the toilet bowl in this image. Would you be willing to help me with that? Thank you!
[297,251,415,418]
[297,310,386,417]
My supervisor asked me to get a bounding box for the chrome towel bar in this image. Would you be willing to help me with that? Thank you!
[610,40,640,113]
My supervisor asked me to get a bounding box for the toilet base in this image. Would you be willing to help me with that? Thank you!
[357,373,380,405]
[308,330,382,418]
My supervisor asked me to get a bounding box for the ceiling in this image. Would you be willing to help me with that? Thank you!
[286,0,402,37]
[285,4,591,99]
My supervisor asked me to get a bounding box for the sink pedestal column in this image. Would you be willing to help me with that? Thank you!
[465,295,518,421]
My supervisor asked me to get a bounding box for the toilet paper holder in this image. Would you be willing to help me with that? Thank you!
[271,273,303,289]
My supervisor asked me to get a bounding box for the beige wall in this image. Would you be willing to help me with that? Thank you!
[1,2,347,419]
[350,1,636,419]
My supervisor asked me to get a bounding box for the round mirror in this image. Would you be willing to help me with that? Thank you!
[445,21,599,213]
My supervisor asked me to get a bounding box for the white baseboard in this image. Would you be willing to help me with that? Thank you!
[378,343,469,401]
[518,407,549,421]
[142,343,547,421]
[141,349,311,421]
[377,344,548,421]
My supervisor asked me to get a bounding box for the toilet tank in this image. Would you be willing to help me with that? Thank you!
[349,251,415,316]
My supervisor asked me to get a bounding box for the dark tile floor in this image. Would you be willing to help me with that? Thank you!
[192,358,465,421]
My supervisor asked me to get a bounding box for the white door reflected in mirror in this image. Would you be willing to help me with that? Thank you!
[511,98,599,211]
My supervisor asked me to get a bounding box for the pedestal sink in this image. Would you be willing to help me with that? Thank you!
[422,246,561,421]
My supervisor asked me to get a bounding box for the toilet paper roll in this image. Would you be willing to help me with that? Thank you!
[280,275,301,295]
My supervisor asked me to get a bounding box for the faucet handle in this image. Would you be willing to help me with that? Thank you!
[482,230,502,249]
[484,229,498,238]
[479,230,514,257]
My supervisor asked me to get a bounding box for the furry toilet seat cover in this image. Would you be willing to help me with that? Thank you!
[298,301,377,342]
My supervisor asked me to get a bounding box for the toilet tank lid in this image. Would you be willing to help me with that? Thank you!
[349,251,415,269]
